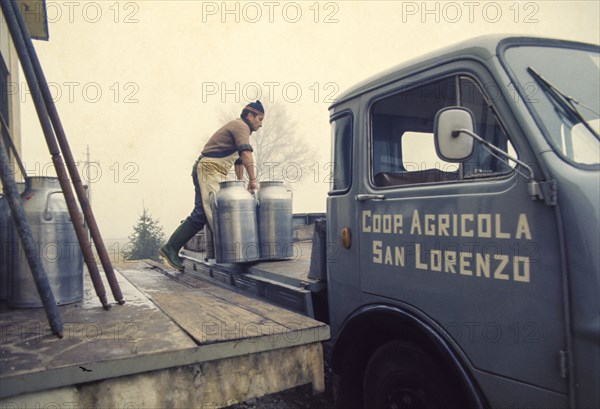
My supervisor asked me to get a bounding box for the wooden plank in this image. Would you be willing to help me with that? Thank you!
[120,267,312,345]
[150,290,288,345]
[144,261,327,332]
[186,274,319,329]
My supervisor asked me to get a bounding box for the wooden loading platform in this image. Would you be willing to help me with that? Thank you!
[0,261,329,408]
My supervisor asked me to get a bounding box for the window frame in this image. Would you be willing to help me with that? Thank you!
[328,110,354,195]
[367,71,517,190]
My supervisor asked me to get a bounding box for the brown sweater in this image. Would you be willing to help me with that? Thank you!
[201,118,253,158]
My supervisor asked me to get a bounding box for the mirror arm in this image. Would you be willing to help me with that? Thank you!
[454,128,535,180]
[454,129,545,201]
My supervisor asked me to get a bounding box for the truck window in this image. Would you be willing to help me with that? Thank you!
[330,114,353,192]
[371,75,517,188]
[503,45,599,166]
[371,76,458,187]
[402,131,458,173]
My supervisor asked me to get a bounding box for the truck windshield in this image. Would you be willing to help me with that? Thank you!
[503,45,600,166]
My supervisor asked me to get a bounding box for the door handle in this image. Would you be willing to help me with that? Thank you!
[355,194,386,201]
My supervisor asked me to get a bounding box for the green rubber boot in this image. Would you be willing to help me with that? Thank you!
[205,226,215,261]
[159,219,199,271]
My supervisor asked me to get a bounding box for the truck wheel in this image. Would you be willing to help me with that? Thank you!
[363,340,465,409]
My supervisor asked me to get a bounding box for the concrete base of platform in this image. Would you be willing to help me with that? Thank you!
[2,343,323,409]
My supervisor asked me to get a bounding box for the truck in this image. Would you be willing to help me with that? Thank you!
[181,35,599,409]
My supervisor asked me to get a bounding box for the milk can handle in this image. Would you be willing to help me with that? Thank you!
[43,190,63,221]
[209,191,217,209]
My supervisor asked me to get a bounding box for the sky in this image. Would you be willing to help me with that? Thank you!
[15,0,600,241]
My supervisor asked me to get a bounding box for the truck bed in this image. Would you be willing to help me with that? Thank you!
[181,238,328,319]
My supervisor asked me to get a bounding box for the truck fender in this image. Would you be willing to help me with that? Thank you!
[331,304,487,409]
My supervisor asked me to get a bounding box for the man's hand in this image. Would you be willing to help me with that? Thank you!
[247,178,258,193]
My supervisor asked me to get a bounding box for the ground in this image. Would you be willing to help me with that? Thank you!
[225,384,334,409]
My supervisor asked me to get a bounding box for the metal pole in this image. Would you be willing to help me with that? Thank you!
[86,145,91,204]
[1,0,110,309]
[10,0,124,304]
[0,115,27,178]
[0,134,63,338]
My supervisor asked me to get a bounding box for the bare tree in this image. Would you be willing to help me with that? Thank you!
[218,101,318,184]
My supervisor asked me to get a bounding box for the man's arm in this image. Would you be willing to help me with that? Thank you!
[235,159,244,180]
[239,150,258,191]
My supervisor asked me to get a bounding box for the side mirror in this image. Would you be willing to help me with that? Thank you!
[434,107,475,162]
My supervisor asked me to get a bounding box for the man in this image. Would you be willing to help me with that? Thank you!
[160,101,264,271]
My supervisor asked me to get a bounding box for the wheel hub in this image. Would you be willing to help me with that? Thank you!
[387,386,429,409]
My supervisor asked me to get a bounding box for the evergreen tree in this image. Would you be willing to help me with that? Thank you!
[123,207,165,261]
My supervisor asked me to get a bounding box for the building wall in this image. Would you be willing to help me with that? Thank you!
[1,6,23,185]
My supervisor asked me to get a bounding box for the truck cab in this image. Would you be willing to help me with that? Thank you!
[327,35,599,409]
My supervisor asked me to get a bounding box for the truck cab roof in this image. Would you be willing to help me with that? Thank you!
[331,34,598,109]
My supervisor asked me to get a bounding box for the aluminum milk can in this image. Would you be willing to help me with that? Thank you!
[210,180,260,263]
[8,177,83,308]
[257,181,293,260]
[1,182,26,301]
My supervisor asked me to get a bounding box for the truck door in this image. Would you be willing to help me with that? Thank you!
[357,67,568,397]
[327,110,361,329]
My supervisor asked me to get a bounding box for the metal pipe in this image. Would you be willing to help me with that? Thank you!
[9,0,124,304]
[0,0,110,309]
[0,132,63,338]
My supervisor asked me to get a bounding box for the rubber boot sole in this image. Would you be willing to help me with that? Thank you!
[159,248,185,272]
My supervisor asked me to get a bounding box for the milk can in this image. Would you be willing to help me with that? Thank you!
[1,182,26,301]
[210,180,260,263]
[257,181,293,260]
[8,177,83,308]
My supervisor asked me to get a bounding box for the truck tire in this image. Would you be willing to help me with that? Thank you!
[363,340,466,409]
